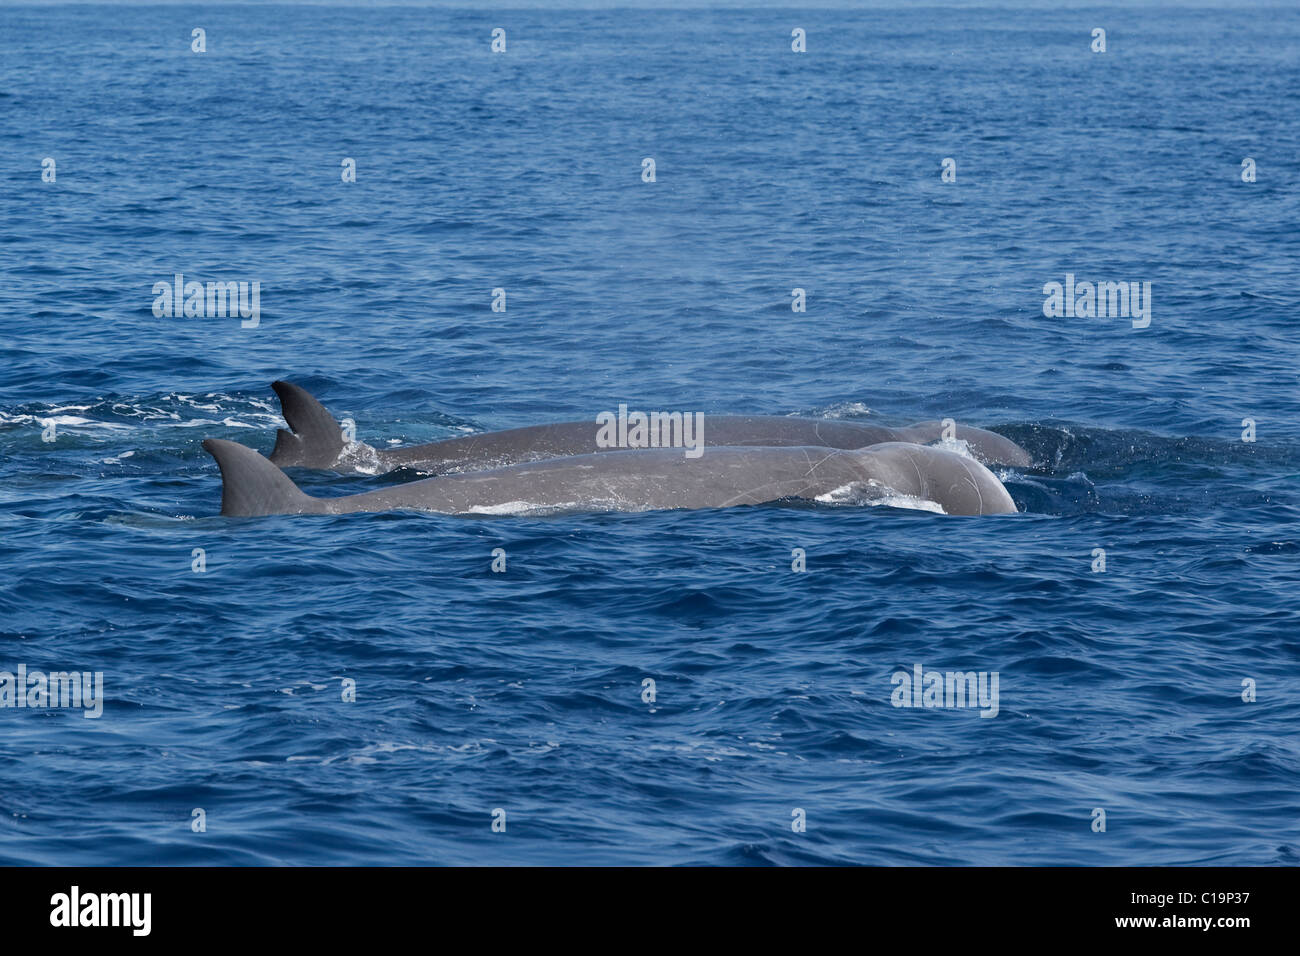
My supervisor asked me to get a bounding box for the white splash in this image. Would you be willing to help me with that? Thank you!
[866,493,947,515]
[462,500,552,515]
[337,441,383,475]
[930,436,976,459]
[816,401,872,419]
[815,480,946,514]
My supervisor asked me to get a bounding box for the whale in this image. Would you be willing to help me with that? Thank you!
[266,381,1032,474]
[203,437,1019,517]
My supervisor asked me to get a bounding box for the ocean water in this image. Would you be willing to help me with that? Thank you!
[1,2,1298,866]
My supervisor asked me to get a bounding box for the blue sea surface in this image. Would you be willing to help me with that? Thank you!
[1,2,1298,865]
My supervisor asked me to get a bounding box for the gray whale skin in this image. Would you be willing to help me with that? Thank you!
[265,381,1032,474]
[203,438,1018,518]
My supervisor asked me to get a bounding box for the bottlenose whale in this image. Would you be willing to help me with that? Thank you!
[204,438,1018,517]
[266,381,1032,474]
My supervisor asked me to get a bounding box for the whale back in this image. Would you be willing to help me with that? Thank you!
[268,380,346,469]
[855,443,1018,515]
[203,439,322,516]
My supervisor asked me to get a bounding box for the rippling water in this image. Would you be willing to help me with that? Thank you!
[1,2,1298,865]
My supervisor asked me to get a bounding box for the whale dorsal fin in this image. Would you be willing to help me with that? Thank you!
[202,439,318,516]
[268,380,346,468]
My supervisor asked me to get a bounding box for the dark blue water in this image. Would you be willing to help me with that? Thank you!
[1,3,1298,865]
